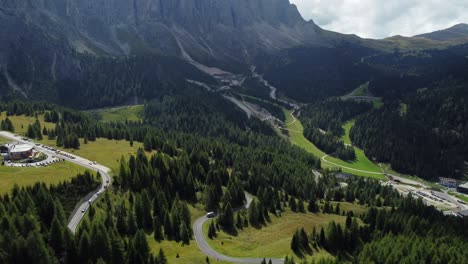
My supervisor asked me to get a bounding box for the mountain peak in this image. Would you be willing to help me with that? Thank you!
[415,23,468,41]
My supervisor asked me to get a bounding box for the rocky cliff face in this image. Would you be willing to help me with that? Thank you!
[0,0,327,67]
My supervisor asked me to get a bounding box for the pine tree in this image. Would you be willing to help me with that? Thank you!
[26,230,56,264]
[132,230,150,263]
[335,203,341,215]
[308,198,319,213]
[127,211,138,236]
[319,227,326,247]
[111,235,126,264]
[299,228,309,249]
[219,202,234,231]
[236,213,243,229]
[153,217,164,241]
[208,221,217,239]
[291,231,300,253]
[298,199,305,213]
[289,197,297,212]
[179,222,190,245]
[248,199,259,226]
[157,248,167,264]
[144,134,152,151]
[78,230,92,263]
[49,216,65,256]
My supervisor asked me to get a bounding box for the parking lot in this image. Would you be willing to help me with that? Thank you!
[2,141,80,168]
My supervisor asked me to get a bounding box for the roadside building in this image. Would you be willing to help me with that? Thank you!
[9,144,33,161]
[439,177,458,188]
[457,182,468,195]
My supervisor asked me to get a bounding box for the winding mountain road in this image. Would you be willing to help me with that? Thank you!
[0,131,111,233]
[193,193,285,264]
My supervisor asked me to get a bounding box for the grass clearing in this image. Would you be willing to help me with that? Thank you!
[87,191,221,264]
[283,109,385,180]
[347,82,370,97]
[1,111,56,136]
[283,108,326,158]
[202,208,361,261]
[0,161,87,194]
[35,138,150,173]
[342,120,354,145]
[147,203,231,264]
[97,105,143,123]
[372,98,384,109]
[2,113,152,172]
[147,239,231,264]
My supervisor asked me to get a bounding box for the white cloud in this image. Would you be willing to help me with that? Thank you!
[290,0,468,38]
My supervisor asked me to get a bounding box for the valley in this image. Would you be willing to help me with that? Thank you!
[1,1,468,264]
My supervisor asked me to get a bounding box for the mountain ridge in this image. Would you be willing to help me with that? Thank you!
[0,0,330,65]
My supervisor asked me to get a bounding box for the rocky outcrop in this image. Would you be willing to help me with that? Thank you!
[0,0,328,66]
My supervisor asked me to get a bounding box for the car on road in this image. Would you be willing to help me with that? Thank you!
[81,209,86,213]
[206,212,215,218]
[88,199,92,204]
[93,161,98,165]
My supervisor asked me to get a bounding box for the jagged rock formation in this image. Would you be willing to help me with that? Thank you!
[0,0,332,66]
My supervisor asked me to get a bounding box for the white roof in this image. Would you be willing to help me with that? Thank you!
[10,144,33,153]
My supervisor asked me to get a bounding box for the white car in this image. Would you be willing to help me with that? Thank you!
[206,212,215,218]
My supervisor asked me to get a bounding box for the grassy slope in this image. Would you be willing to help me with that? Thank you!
[1,112,89,193]
[86,192,223,264]
[147,203,232,264]
[0,160,87,194]
[203,203,366,261]
[342,121,354,145]
[283,109,385,180]
[60,138,149,172]
[284,109,326,158]
[2,113,151,172]
[1,114,151,201]
[98,105,143,123]
[1,111,56,135]
[347,82,370,97]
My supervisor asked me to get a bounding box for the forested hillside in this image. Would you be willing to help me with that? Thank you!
[1,52,213,109]
[2,94,468,263]
[300,99,372,160]
[143,88,274,138]
[290,177,468,263]
[351,84,468,180]
[258,43,468,103]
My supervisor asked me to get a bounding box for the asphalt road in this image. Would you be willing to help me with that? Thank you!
[0,131,112,233]
[193,193,285,264]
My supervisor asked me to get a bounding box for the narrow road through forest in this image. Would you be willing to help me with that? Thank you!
[193,193,285,264]
[0,131,112,233]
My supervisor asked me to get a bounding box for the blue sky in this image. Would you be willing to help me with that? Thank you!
[290,0,468,38]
